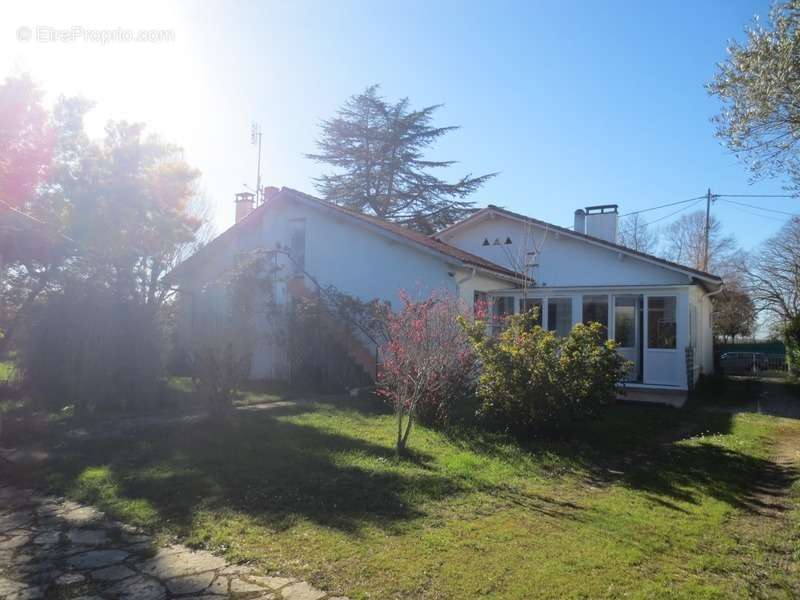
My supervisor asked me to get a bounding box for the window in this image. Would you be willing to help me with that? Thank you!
[520,298,543,327]
[289,218,306,276]
[614,297,636,348]
[473,291,488,317]
[547,297,572,337]
[492,296,515,335]
[648,296,677,349]
[582,295,609,339]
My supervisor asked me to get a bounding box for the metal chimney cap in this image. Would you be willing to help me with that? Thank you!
[584,204,618,214]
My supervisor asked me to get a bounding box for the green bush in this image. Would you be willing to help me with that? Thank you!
[19,285,164,416]
[462,310,629,433]
[784,315,800,376]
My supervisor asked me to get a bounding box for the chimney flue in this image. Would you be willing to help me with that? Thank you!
[573,209,586,234]
[235,192,255,224]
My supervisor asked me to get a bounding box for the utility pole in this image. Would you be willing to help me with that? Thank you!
[251,122,263,205]
[703,188,713,272]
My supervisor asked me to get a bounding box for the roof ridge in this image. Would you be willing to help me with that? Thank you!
[171,187,526,282]
[279,188,526,280]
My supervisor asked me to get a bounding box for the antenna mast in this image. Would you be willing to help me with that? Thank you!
[251,122,263,205]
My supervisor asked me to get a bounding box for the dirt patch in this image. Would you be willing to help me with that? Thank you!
[724,422,800,597]
[751,426,800,517]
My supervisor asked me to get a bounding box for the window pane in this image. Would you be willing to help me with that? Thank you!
[520,298,543,326]
[491,296,515,335]
[493,296,515,317]
[547,297,572,337]
[473,291,488,317]
[648,296,676,349]
[614,297,636,347]
[582,295,609,339]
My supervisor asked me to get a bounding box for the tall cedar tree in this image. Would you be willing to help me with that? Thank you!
[307,85,496,234]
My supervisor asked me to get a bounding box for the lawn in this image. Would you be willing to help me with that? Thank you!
[0,360,16,383]
[14,394,800,599]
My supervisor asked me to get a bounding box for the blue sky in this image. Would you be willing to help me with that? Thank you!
[2,0,794,250]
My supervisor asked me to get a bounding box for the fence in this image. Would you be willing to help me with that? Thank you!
[716,351,787,375]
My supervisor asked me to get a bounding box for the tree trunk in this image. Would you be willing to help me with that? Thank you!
[396,407,404,456]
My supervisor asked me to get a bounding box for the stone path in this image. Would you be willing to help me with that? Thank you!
[0,485,346,600]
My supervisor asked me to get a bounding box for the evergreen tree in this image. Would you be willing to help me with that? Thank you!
[307,85,495,234]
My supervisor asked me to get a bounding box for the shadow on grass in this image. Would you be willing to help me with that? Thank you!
[443,401,790,516]
[14,390,793,546]
[42,408,460,536]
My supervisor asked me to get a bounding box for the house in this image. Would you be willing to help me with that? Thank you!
[437,204,723,402]
[170,187,524,382]
[172,188,722,405]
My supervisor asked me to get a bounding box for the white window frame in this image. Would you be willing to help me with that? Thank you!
[645,295,678,353]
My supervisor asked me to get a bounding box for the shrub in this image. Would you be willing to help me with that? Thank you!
[19,285,164,417]
[190,342,250,418]
[784,314,800,376]
[378,291,477,455]
[462,310,629,433]
[186,251,272,417]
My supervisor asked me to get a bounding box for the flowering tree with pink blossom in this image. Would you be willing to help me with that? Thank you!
[377,290,477,455]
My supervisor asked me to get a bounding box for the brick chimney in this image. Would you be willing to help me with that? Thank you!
[235,192,255,224]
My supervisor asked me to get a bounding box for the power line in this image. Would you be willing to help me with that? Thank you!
[716,193,795,199]
[619,195,706,218]
[717,197,800,217]
[721,202,787,223]
[647,198,705,225]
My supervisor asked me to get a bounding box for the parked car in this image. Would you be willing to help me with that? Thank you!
[719,352,770,374]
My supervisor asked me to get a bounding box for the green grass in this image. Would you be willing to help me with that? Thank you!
[0,360,16,383]
[25,396,800,599]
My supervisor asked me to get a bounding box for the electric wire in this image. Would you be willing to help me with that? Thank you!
[646,198,705,225]
[618,195,706,218]
[717,197,800,217]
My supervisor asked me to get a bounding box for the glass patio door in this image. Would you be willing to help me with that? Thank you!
[614,295,643,382]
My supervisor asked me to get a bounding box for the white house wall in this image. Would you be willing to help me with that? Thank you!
[690,285,715,381]
[178,196,514,379]
[244,197,515,307]
[441,216,692,288]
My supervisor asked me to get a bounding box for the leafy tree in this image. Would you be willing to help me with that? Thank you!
[70,120,202,307]
[0,75,53,214]
[377,291,476,455]
[0,74,208,415]
[2,95,204,358]
[713,285,756,342]
[708,0,800,190]
[618,213,657,253]
[308,85,495,234]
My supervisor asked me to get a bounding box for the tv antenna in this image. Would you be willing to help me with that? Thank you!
[251,122,263,205]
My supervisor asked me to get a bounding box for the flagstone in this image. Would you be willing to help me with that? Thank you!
[66,549,129,569]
